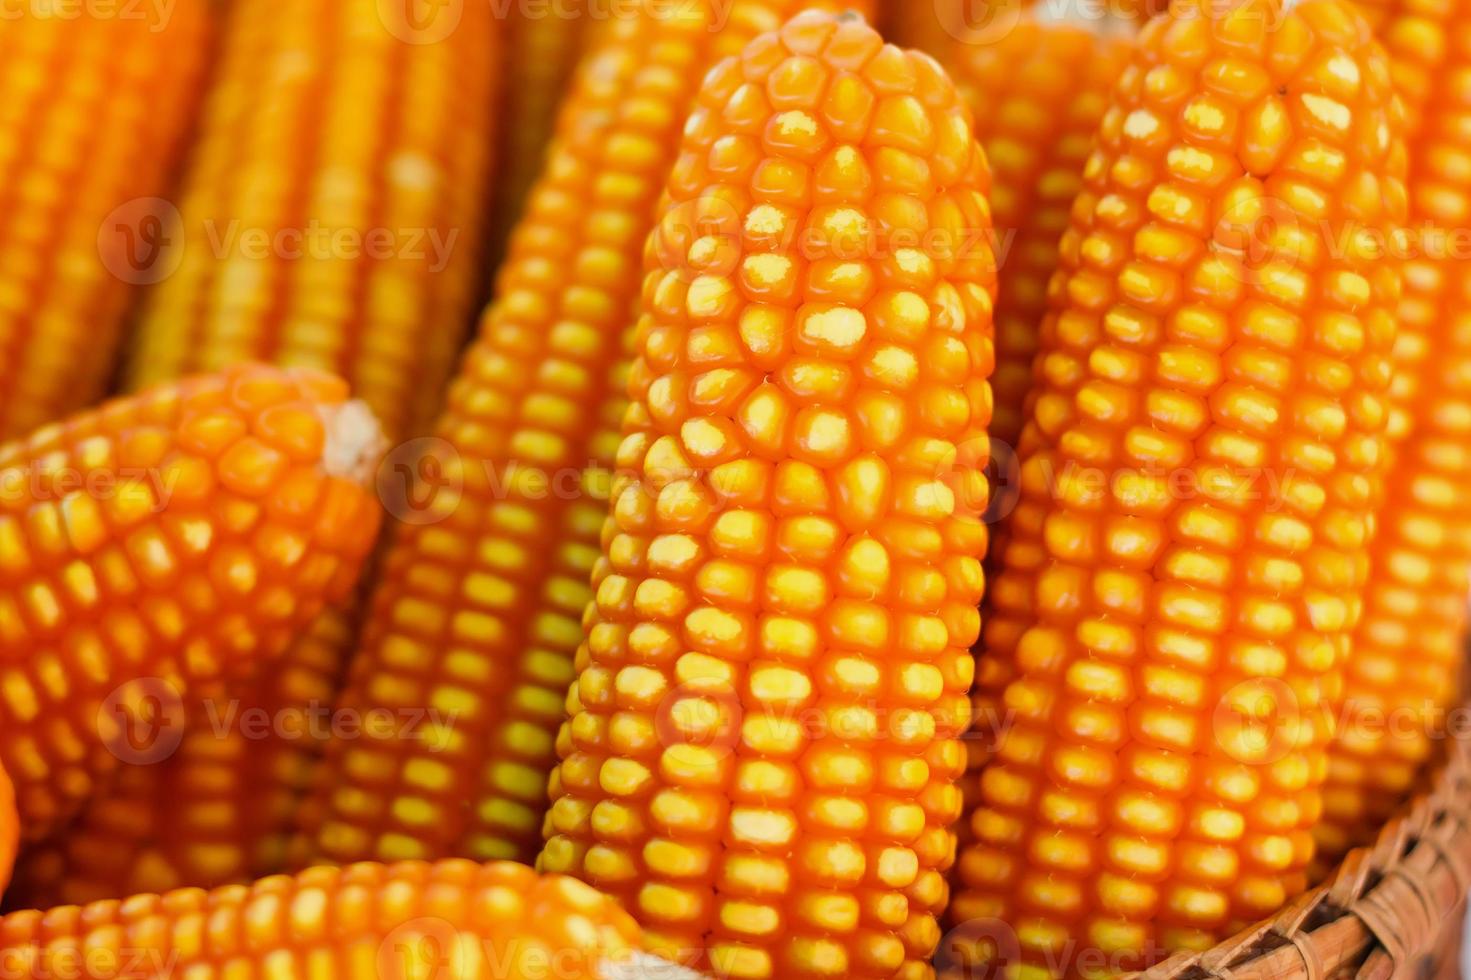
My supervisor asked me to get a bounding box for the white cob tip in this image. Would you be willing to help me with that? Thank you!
[1033,0,1138,37]
[319,398,386,486]
[599,952,709,980]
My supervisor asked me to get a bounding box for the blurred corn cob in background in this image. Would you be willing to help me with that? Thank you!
[0,365,384,852]
[0,860,702,980]
[297,0,874,874]
[945,13,1134,450]
[491,0,588,264]
[7,0,500,907]
[944,0,1406,972]
[939,8,1134,872]
[1314,0,1471,870]
[539,11,997,977]
[124,0,499,442]
[0,0,211,440]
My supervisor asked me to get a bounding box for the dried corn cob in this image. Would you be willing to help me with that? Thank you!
[124,0,500,444]
[299,0,874,872]
[945,0,1406,974]
[1314,0,1471,868]
[0,364,384,846]
[942,10,1134,874]
[539,11,997,978]
[946,13,1134,449]
[0,0,211,440]
[491,0,588,264]
[0,860,702,980]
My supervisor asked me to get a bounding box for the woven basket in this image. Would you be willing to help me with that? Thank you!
[1126,734,1471,980]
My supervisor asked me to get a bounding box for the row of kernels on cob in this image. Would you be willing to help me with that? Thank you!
[539,11,997,978]
[0,365,384,848]
[0,0,211,440]
[299,0,874,872]
[0,860,702,980]
[5,0,506,906]
[947,0,1407,974]
[1315,0,1471,868]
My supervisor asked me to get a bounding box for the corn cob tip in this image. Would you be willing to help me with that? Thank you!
[318,398,386,486]
[600,953,706,980]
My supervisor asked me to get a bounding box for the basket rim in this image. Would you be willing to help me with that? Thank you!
[1123,734,1471,979]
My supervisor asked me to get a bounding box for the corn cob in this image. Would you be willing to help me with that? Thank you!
[940,10,1135,874]
[1314,0,1471,868]
[299,0,874,872]
[945,0,1406,973]
[0,364,384,847]
[124,0,500,444]
[0,860,702,980]
[491,0,588,264]
[538,11,996,978]
[945,13,1133,449]
[0,0,210,441]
